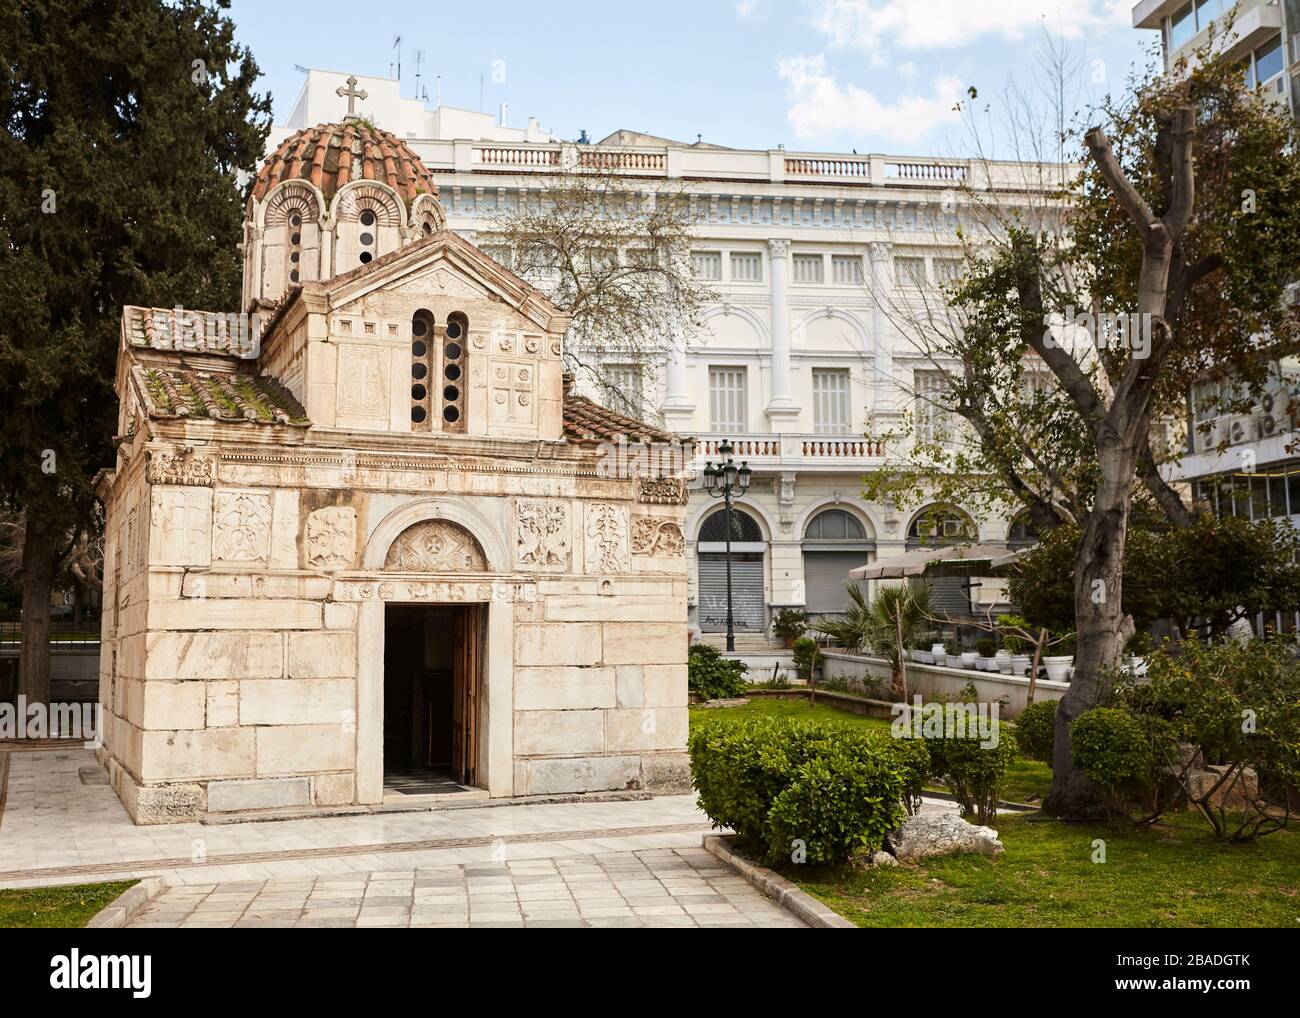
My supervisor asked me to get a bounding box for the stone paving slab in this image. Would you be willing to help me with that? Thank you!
[125,848,808,928]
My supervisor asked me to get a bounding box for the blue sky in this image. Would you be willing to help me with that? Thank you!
[227,0,1160,156]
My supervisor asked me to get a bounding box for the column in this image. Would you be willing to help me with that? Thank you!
[765,238,801,431]
[659,325,696,430]
[867,242,903,441]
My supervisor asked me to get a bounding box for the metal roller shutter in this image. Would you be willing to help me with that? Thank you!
[928,576,973,617]
[803,551,869,614]
[697,553,765,631]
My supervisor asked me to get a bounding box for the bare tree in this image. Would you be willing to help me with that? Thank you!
[485,164,715,418]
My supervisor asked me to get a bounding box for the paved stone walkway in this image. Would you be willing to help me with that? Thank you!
[126,848,806,928]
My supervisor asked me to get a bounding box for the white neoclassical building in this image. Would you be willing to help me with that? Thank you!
[275,70,1053,640]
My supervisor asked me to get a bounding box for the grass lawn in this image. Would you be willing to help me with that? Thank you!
[0,881,137,928]
[689,695,1300,927]
[793,813,1300,928]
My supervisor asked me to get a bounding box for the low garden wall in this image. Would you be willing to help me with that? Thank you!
[820,651,1069,717]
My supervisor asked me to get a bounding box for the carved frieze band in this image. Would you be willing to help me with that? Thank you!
[333,579,535,603]
[637,476,689,505]
[147,448,216,487]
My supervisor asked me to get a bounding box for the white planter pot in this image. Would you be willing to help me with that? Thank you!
[980,657,998,671]
[1043,655,1073,682]
[1125,655,1148,677]
[960,652,978,669]
[1010,654,1031,676]
[933,654,947,667]
[995,655,1013,674]
[931,643,946,656]
[914,651,934,665]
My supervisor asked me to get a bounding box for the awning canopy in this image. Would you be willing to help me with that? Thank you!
[848,543,1027,580]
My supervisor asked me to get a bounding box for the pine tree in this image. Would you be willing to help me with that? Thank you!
[0,0,271,703]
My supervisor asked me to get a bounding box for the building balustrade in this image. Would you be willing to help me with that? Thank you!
[693,433,890,467]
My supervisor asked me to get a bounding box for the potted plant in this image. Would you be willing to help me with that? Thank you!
[913,636,935,665]
[771,608,809,648]
[1042,634,1074,683]
[999,627,1030,676]
[976,637,997,671]
[814,581,932,701]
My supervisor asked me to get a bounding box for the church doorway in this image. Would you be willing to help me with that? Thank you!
[382,603,483,794]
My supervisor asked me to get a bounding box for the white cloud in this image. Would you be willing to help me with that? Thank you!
[808,0,1131,50]
[778,54,963,146]
[735,0,761,19]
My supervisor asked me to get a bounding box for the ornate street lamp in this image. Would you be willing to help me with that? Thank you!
[702,441,752,653]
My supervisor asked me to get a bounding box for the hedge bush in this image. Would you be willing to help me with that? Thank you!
[927,726,1018,824]
[688,717,907,865]
[1070,706,1156,800]
[687,643,747,700]
[1014,699,1058,764]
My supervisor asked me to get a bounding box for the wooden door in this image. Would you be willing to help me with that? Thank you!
[451,605,482,786]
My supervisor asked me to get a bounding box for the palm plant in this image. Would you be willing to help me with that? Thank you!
[814,581,933,699]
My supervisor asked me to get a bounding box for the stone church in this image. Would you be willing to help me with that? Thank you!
[95,119,693,824]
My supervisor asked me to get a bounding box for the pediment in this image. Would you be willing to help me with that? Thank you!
[317,231,569,334]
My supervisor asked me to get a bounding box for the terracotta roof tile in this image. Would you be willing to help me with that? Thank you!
[123,305,260,359]
[135,365,309,427]
[252,121,436,205]
[561,392,689,446]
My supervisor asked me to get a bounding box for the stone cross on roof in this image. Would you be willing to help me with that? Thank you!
[336,75,368,119]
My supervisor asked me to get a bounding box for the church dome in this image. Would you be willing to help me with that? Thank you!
[252,121,436,205]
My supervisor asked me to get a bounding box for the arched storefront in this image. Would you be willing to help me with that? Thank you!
[801,508,876,617]
[696,506,767,632]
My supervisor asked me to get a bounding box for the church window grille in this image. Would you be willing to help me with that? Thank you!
[442,312,468,431]
[411,310,434,430]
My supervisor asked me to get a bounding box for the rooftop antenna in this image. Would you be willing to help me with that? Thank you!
[414,49,424,101]
[435,75,441,108]
[479,73,484,112]
[392,35,402,87]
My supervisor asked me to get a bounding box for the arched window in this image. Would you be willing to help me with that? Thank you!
[699,507,763,543]
[804,509,866,541]
[441,311,467,432]
[1007,513,1040,550]
[906,505,975,549]
[358,208,377,264]
[411,310,435,431]
[802,509,874,616]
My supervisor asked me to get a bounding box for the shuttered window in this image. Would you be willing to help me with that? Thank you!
[730,252,763,282]
[812,369,851,434]
[792,254,824,283]
[709,367,747,432]
[697,554,766,631]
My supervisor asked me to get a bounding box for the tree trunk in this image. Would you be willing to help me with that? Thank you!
[18,516,60,708]
[1044,440,1137,817]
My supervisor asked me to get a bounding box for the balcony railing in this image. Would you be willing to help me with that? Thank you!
[693,434,889,464]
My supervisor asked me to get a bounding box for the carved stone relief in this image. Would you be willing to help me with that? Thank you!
[146,447,216,487]
[151,488,212,566]
[337,345,388,419]
[585,503,629,574]
[211,491,273,562]
[305,506,357,569]
[515,499,570,571]
[631,517,685,558]
[384,519,487,572]
[637,476,689,505]
[490,359,534,426]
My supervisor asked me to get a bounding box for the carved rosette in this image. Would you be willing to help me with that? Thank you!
[385,519,487,572]
[637,476,689,505]
[305,506,357,569]
[147,448,216,487]
[514,499,570,572]
[631,517,685,558]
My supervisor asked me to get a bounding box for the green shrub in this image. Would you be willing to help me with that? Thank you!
[791,636,820,682]
[927,726,1018,824]
[772,608,809,642]
[883,736,932,815]
[688,717,906,865]
[1070,707,1156,802]
[976,638,996,658]
[688,643,747,700]
[1014,699,1058,764]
